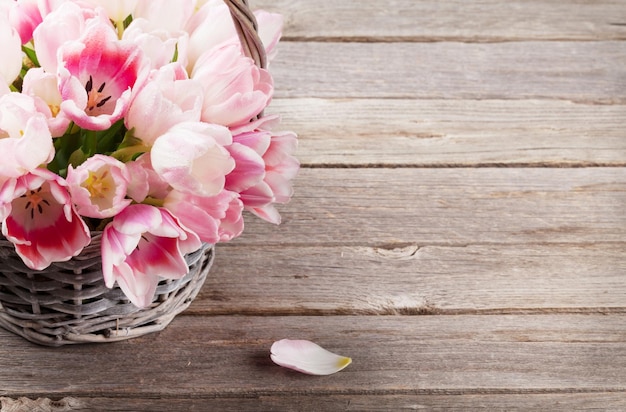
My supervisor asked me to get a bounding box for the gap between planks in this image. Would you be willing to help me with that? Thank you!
[280,36,626,44]
[184,307,626,317]
[298,162,626,169]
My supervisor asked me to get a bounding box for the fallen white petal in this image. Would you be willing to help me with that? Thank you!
[270,339,352,375]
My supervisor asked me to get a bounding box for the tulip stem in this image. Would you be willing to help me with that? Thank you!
[141,197,165,207]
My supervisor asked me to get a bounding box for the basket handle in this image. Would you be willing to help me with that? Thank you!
[224,0,267,69]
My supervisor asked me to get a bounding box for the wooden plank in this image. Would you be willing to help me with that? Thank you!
[233,168,626,245]
[267,98,626,167]
[189,243,626,315]
[254,0,626,42]
[1,315,624,396]
[270,41,626,102]
[5,393,625,411]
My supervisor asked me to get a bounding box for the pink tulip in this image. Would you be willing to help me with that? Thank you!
[0,83,9,97]
[185,0,236,72]
[192,43,273,128]
[164,189,243,244]
[0,12,22,86]
[229,116,299,224]
[125,154,170,202]
[126,63,203,145]
[0,93,55,183]
[66,155,132,219]
[32,1,95,74]
[81,0,138,23]
[0,169,91,271]
[8,0,42,44]
[133,0,196,33]
[57,13,147,130]
[35,0,70,17]
[21,68,71,137]
[150,121,235,197]
[185,1,283,71]
[218,193,245,242]
[122,18,190,70]
[254,10,284,63]
[224,134,268,194]
[123,0,196,70]
[124,158,150,204]
[101,204,202,308]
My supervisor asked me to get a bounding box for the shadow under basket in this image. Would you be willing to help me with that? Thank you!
[0,234,214,347]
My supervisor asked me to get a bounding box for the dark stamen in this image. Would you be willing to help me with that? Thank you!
[97,82,106,93]
[85,75,93,93]
[96,96,112,108]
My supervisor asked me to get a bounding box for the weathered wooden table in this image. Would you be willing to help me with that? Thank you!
[2,1,625,410]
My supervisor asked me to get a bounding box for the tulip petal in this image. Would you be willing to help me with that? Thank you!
[270,339,352,375]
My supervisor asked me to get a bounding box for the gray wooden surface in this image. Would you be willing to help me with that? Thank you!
[1,1,625,410]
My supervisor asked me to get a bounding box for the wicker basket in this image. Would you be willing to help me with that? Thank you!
[0,0,266,347]
[0,235,214,346]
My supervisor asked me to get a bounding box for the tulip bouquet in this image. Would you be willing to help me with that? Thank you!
[0,0,298,309]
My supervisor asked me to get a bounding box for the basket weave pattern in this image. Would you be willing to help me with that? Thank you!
[0,0,264,346]
[0,234,214,346]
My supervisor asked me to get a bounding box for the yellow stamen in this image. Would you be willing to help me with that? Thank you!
[84,170,111,199]
[49,105,60,117]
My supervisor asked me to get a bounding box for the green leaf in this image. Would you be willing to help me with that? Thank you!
[82,130,98,157]
[123,14,133,29]
[97,119,127,153]
[117,127,143,149]
[68,148,89,168]
[172,43,179,63]
[48,130,82,177]
[21,46,40,67]
[110,145,149,163]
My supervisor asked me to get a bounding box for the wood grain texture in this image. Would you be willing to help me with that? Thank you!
[1,1,624,409]
[234,168,626,245]
[271,41,626,102]
[1,315,624,397]
[267,98,626,166]
[189,243,626,315]
[7,393,625,412]
[254,0,626,42]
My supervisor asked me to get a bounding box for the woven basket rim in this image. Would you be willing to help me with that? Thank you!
[225,0,267,69]
[0,239,215,346]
